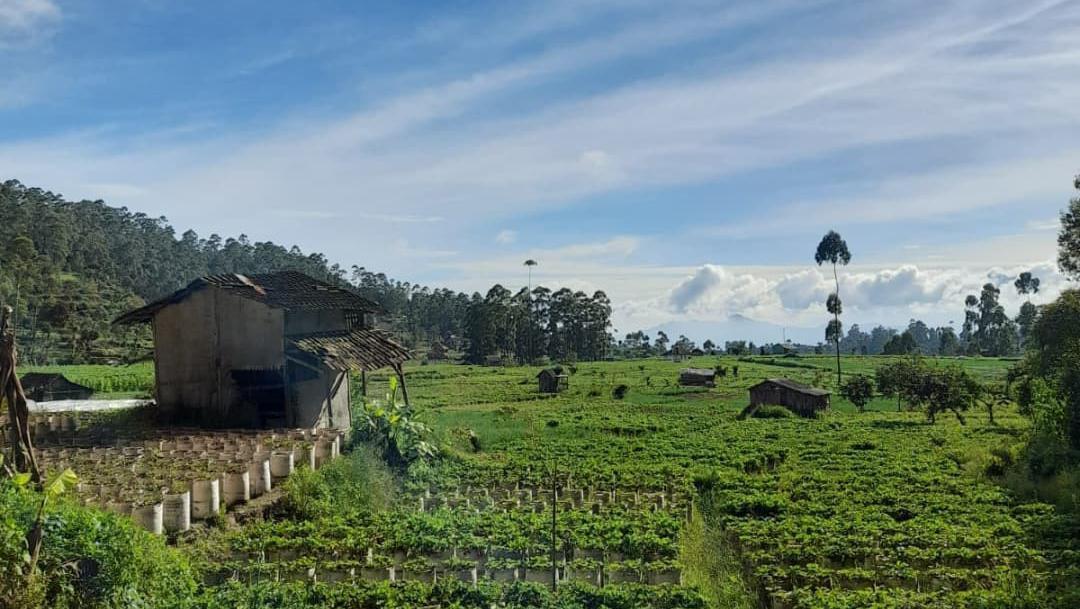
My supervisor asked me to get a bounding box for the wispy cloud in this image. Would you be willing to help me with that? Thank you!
[355,211,444,224]
[703,153,1079,239]
[495,229,517,245]
[1027,217,1061,232]
[270,209,339,220]
[0,0,59,32]
[1,0,1077,326]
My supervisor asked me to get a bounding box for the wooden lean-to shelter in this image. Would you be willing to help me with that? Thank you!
[748,378,830,418]
[537,368,568,394]
[114,271,410,430]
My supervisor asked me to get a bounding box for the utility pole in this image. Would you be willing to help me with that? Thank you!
[550,456,558,591]
[524,259,538,364]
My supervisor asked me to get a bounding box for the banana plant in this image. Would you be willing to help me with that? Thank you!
[7,461,79,575]
[357,376,437,466]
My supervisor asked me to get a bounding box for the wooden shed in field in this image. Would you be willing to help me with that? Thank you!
[537,368,568,394]
[114,271,410,430]
[19,373,94,402]
[748,378,830,418]
[679,368,717,388]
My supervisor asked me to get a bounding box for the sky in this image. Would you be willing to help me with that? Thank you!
[1,0,1078,341]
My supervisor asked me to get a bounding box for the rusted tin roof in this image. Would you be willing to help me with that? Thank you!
[287,328,410,371]
[114,271,379,324]
[750,378,831,397]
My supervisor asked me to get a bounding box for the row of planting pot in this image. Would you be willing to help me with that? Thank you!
[31,434,343,536]
[228,541,678,568]
[28,420,345,454]
[35,436,336,475]
[423,484,689,504]
[207,559,682,587]
[418,494,689,518]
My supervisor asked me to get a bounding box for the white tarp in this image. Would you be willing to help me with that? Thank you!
[28,399,152,413]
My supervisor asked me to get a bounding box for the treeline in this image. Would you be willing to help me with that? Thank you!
[463,285,612,364]
[0,180,353,363]
[0,180,614,364]
[841,281,1036,358]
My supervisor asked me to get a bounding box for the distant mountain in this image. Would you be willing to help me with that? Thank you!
[645,314,823,346]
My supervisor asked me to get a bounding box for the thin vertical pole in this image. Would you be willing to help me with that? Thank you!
[551,458,558,591]
[395,364,410,407]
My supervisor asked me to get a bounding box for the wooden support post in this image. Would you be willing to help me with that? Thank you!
[393,364,410,407]
[361,369,367,398]
[1,306,40,483]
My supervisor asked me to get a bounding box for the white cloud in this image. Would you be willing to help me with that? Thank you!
[270,209,340,220]
[355,211,444,224]
[12,0,1079,236]
[704,153,1079,240]
[1,0,1077,320]
[1027,217,1060,232]
[550,236,640,259]
[775,269,830,310]
[392,238,458,259]
[0,0,58,32]
[495,229,517,245]
[652,260,1069,331]
[668,264,774,316]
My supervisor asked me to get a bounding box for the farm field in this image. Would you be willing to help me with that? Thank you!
[24,362,154,398]
[158,355,1077,609]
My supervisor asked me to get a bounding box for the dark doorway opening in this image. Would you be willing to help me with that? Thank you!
[231,368,286,428]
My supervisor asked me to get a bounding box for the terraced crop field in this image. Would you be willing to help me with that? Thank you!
[24,362,155,397]
[175,355,1076,609]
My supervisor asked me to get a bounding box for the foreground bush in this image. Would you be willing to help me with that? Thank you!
[0,480,196,609]
[194,580,707,609]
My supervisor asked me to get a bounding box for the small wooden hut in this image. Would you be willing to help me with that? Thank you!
[19,373,94,402]
[114,271,410,430]
[748,378,830,418]
[537,368,568,394]
[679,368,717,388]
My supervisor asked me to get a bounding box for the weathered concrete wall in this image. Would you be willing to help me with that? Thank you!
[153,288,217,420]
[290,369,350,429]
[284,310,348,335]
[215,291,285,425]
[153,287,285,426]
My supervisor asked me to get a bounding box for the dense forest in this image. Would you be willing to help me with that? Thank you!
[0,180,612,364]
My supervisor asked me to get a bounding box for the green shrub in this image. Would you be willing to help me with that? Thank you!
[279,447,395,520]
[751,405,794,419]
[0,481,195,609]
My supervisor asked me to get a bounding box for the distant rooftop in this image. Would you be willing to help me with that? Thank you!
[751,378,831,397]
[114,271,379,324]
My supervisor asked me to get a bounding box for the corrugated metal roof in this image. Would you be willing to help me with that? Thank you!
[751,378,831,397]
[114,271,379,324]
[287,328,410,371]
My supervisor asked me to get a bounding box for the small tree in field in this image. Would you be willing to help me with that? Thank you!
[876,357,928,412]
[974,381,1009,426]
[841,374,875,413]
[815,231,852,386]
[909,366,977,425]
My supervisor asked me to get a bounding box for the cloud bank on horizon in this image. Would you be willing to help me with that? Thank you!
[0,0,1077,336]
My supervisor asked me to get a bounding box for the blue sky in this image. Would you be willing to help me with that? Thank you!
[1,0,1078,339]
